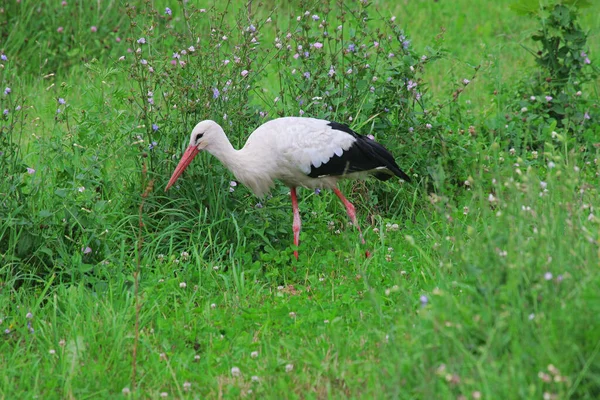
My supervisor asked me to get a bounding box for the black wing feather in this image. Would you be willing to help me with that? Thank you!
[307,121,411,182]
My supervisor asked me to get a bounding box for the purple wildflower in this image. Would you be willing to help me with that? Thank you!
[545,96,553,102]
[3,109,8,116]
[581,51,591,64]
[58,98,66,104]
[0,54,7,61]
[4,87,11,95]
[313,42,323,49]
[347,43,356,52]
[152,124,159,131]
[303,72,310,79]
[137,37,146,44]
[314,188,321,195]
[212,87,220,99]
[90,26,97,33]
[83,246,92,254]
[149,141,157,150]
[173,52,180,59]
[241,70,248,77]
[165,7,172,16]
[26,167,36,174]
[419,295,428,306]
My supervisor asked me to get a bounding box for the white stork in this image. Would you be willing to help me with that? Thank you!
[165,117,411,259]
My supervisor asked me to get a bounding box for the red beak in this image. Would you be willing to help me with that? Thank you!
[165,145,200,191]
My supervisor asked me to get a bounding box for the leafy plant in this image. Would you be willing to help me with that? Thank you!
[508,0,598,148]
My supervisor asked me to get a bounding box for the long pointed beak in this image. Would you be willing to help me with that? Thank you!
[165,145,200,191]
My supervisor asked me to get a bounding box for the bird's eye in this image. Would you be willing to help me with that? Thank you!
[195,133,204,143]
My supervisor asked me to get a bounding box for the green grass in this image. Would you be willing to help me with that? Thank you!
[1,0,600,398]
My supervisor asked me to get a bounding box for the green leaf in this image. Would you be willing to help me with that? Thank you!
[562,0,592,9]
[39,210,53,218]
[37,247,54,257]
[509,0,539,15]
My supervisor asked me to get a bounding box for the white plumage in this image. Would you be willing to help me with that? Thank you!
[165,117,410,259]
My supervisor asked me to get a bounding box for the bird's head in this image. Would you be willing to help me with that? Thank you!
[165,120,224,191]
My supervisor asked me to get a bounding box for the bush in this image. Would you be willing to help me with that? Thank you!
[506,0,598,149]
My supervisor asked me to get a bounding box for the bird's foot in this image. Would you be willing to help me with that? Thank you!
[293,250,299,260]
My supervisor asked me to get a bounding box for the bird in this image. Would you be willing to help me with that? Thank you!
[165,117,411,259]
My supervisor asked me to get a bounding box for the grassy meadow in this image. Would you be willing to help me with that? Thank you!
[1,0,600,398]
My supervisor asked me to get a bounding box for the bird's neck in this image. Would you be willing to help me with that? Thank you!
[208,140,273,197]
[207,138,239,171]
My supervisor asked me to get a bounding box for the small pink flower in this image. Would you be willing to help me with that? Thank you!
[116,37,121,42]
[57,27,64,33]
[313,42,323,49]
[241,70,248,77]
[83,246,92,254]
[545,96,553,102]
[90,26,97,33]
[26,167,35,174]
[61,1,67,6]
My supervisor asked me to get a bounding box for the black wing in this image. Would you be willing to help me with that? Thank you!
[307,121,411,182]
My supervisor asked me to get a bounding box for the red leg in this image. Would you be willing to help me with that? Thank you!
[290,187,301,260]
[333,188,366,247]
